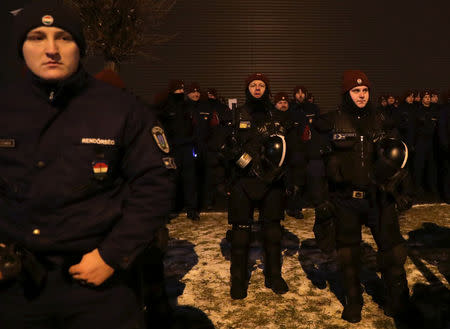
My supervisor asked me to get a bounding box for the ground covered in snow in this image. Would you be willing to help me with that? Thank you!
[164,204,450,329]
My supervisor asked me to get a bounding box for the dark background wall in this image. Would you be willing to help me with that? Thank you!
[2,0,449,110]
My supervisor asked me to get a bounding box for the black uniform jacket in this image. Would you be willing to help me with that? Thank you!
[0,68,173,270]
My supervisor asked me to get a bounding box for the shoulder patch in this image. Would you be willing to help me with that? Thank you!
[151,126,170,153]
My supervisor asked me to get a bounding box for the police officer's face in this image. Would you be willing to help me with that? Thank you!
[387,96,395,105]
[173,88,184,94]
[295,90,306,103]
[350,86,369,108]
[381,99,387,107]
[405,94,414,104]
[431,94,439,103]
[207,92,216,99]
[414,95,421,102]
[248,80,266,98]
[187,91,200,101]
[22,27,80,81]
[275,100,289,111]
[422,94,431,106]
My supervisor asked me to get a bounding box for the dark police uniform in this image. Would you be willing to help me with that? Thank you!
[291,100,328,206]
[0,68,174,329]
[159,93,198,217]
[320,104,411,322]
[215,77,293,299]
[191,98,218,209]
[315,71,413,324]
[412,103,440,196]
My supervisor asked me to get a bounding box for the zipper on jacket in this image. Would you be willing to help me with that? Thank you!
[360,135,364,167]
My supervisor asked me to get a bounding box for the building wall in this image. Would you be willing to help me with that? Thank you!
[3,0,449,110]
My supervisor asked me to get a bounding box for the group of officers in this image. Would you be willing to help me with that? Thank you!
[1,1,449,328]
[156,76,450,222]
[157,68,449,326]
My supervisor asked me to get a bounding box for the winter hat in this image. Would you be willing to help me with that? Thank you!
[341,70,371,94]
[431,89,439,96]
[14,0,86,59]
[421,89,431,98]
[168,79,184,93]
[273,92,290,104]
[292,85,308,98]
[245,73,270,91]
[206,88,218,98]
[186,82,201,94]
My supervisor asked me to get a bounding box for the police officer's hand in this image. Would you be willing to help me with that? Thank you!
[68,248,114,286]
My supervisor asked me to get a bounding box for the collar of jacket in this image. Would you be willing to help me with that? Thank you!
[26,66,90,107]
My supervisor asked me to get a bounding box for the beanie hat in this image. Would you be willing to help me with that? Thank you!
[186,82,201,94]
[292,85,308,99]
[206,88,218,98]
[94,69,125,90]
[245,73,270,91]
[421,89,431,97]
[168,79,184,93]
[273,92,290,104]
[14,0,86,59]
[431,89,439,96]
[341,70,371,94]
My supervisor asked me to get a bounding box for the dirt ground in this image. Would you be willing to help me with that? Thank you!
[164,204,450,329]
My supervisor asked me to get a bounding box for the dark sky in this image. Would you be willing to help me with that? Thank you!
[2,0,449,108]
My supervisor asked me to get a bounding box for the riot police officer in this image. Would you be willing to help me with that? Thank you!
[0,1,174,328]
[158,80,199,220]
[216,74,292,299]
[412,90,440,197]
[316,70,414,323]
[273,92,307,219]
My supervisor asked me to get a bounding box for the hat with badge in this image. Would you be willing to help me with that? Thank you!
[273,92,290,104]
[185,82,201,94]
[341,70,371,94]
[168,79,184,93]
[245,73,270,90]
[14,0,86,59]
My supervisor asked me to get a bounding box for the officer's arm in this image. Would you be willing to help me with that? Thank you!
[98,101,174,270]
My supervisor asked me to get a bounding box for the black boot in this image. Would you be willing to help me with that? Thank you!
[263,223,289,294]
[337,247,363,323]
[230,226,251,299]
[378,244,410,317]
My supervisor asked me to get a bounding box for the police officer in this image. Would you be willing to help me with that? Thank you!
[273,92,307,219]
[412,90,439,197]
[216,74,292,299]
[317,70,414,323]
[189,83,218,210]
[291,85,327,208]
[393,90,416,149]
[0,1,174,328]
[158,80,199,220]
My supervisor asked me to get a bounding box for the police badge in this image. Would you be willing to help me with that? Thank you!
[151,126,170,153]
